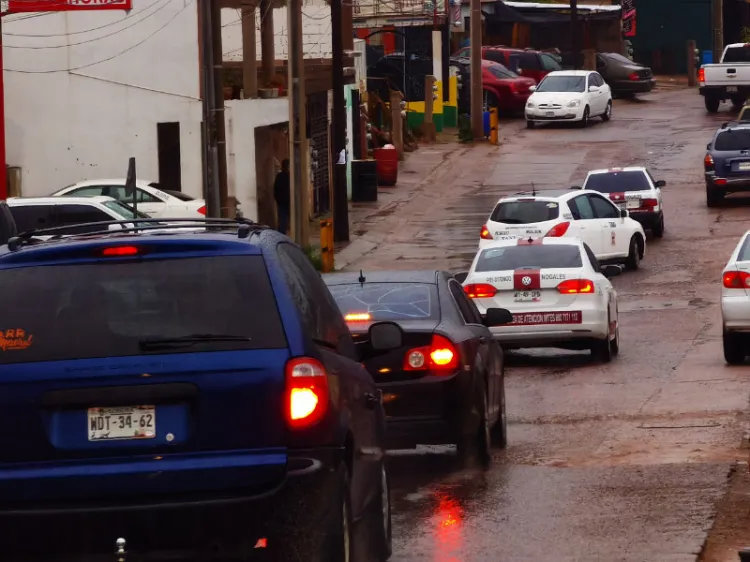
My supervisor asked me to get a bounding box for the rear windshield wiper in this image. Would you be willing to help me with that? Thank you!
[139,334,252,350]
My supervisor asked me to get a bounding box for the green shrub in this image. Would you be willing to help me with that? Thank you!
[458,114,473,143]
[303,245,324,272]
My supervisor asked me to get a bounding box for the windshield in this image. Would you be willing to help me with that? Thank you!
[723,46,750,63]
[0,256,286,364]
[487,64,518,79]
[714,130,750,151]
[327,282,438,321]
[102,200,152,219]
[475,245,583,272]
[584,171,651,193]
[490,200,560,224]
[536,75,586,93]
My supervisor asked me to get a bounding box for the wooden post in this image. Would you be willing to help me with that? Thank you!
[241,5,258,98]
[470,0,483,139]
[389,90,404,160]
[687,39,697,87]
[713,0,724,65]
[423,75,437,142]
[582,49,596,70]
[260,0,275,87]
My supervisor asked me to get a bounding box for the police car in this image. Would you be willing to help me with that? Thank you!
[478,189,647,270]
[577,166,666,237]
[721,229,750,364]
[463,237,622,360]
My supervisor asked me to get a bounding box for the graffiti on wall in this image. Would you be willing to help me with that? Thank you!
[622,0,635,37]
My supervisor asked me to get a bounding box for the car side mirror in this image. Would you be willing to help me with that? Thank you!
[528,85,537,92]
[588,85,600,92]
[454,271,469,283]
[620,209,628,218]
[601,265,622,278]
[368,321,404,351]
[483,307,514,327]
[655,180,666,188]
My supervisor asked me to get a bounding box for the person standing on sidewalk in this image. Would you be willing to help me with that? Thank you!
[274,159,291,234]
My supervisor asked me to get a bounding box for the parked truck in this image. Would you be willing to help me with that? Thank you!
[699,43,750,113]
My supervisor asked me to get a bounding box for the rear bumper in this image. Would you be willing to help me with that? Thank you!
[0,448,344,560]
[722,294,750,331]
[485,308,609,349]
[627,209,661,227]
[700,85,750,98]
[706,173,750,191]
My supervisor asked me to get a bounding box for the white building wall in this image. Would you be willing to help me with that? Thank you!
[221,0,332,61]
[3,0,204,198]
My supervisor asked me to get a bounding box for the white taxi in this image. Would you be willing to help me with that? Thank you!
[479,189,647,270]
[721,230,750,364]
[578,166,666,238]
[463,237,621,361]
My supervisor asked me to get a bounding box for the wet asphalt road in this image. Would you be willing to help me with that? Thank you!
[343,88,750,561]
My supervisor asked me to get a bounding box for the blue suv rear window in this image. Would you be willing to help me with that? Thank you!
[0,255,287,364]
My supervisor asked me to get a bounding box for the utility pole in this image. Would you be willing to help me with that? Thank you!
[0,15,7,200]
[713,0,724,64]
[331,0,349,242]
[469,0,483,139]
[288,0,308,245]
[210,0,229,217]
[570,0,580,70]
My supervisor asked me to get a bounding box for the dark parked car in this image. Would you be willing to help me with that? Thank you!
[705,122,750,206]
[595,52,655,96]
[0,200,17,244]
[324,270,513,465]
[366,52,433,103]
[0,218,393,562]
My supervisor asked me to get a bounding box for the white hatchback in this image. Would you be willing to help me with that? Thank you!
[479,189,646,269]
[462,237,621,360]
[525,70,613,128]
[721,230,750,364]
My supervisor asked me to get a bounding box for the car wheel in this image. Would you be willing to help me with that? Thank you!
[652,214,665,238]
[591,313,614,362]
[610,313,620,356]
[602,100,612,121]
[457,382,491,467]
[490,374,508,449]
[371,463,392,561]
[577,106,590,128]
[526,119,536,129]
[706,185,724,207]
[705,97,720,113]
[625,235,641,270]
[323,464,354,562]
[723,330,746,365]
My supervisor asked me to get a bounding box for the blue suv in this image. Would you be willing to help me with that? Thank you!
[705,121,750,207]
[0,218,395,561]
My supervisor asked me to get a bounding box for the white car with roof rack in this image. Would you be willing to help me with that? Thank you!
[479,188,646,270]
[576,166,666,238]
[721,230,750,364]
[462,237,622,360]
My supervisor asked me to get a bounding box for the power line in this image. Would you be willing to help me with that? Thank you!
[5,0,194,72]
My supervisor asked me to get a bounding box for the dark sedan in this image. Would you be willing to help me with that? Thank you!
[595,52,656,96]
[705,121,750,206]
[324,270,513,465]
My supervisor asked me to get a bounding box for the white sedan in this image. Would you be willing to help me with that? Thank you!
[525,70,612,128]
[463,237,621,361]
[721,230,750,364]
[479,188,646,270]
[51,179,206,219]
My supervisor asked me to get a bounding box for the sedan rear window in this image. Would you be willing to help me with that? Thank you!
[475,245,583,272]
[490,200,560,224]
[0,255,286,364]
[714,130,750,151]
[583,171,651,193]
[328,282,438,321]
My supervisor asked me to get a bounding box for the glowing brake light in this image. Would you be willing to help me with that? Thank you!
[480,224,493,240]
[463,283,497,298]
[698,67,705,84]
[403,334,460,372]
[197,205,206,216]
[704,154,714,171]
[557,279,595,294]
[628,72,640,81]
[723,270,750,289]
[101,246,140,257]
[345,312,371,322]
[544,221,570,237]
[284,357,329,429]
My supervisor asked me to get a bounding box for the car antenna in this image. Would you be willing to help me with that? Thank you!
[358,270,366,286]
[531,182,536,196]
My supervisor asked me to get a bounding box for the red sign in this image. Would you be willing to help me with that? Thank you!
[8,0,131,12]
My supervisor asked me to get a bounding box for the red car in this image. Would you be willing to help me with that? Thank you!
[481,60,537,112]
[453,46,562,84]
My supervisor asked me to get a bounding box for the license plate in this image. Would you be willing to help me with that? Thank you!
[728,86,739,93]
[739,162,750,171]
[509,311,583,326]
[546,111,555,116]
[88,406,156,441]
[626,199,641,209]
[514,290,541,302]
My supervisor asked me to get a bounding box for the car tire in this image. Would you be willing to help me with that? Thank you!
[457,381,491,467]
[602,100,612,121]
[371,463,392,561]
[652,214,665,238]
[706,185,725,207]
[490,373,508,449]
[323,464,354,562]
[577,106,590,128]
[591,313,614,362]
[705,97,720,113]
[610,312,620,356]
[526,119,535,129]
[625,235,641,270]
[724,330,746,365]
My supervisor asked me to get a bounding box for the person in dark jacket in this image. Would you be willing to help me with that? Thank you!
[273,159,290,234]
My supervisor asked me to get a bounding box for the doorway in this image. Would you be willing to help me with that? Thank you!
[157,122,182,192]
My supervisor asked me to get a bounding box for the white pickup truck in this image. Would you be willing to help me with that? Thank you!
[700,43,750,113]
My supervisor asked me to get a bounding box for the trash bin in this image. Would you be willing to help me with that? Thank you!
[351,159,378,202]
[373,146,399,186]
[483,110,491,137]
[702,50,713,65]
